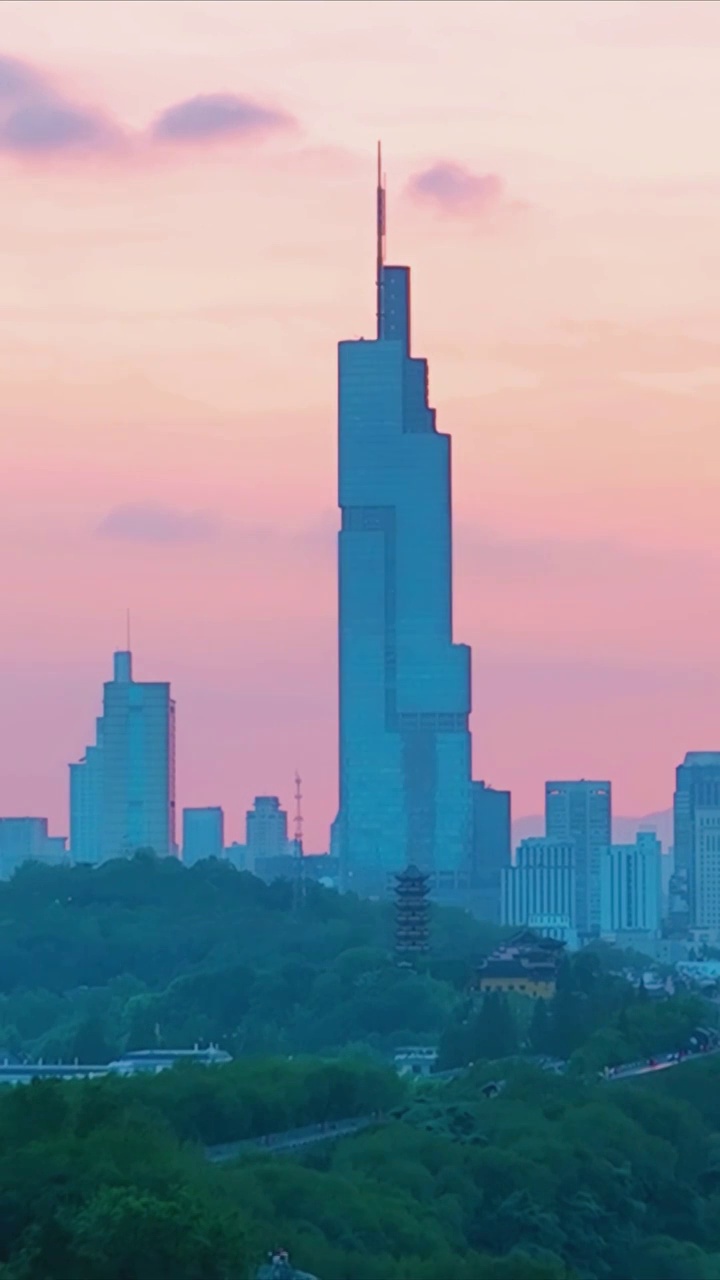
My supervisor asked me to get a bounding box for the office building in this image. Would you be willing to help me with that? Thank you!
[501,838,575,931]
[545,780,611,937]
[600,831,662,936]
[69,717,104,864]
[471,781,511,922]
[0,818,51,879]
[70,651,176,863]
[245,796,289,871]
[336,149,472,897]
[673,752,720,933]
[182,807,224,865]
[37,836,71,868]
[661,847,674,918]
[224,842,247,871]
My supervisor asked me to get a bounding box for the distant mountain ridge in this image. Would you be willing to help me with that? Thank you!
[512,809,673,850]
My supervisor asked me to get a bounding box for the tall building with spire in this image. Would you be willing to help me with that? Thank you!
[336,148,473,897]
[70,650,176,863]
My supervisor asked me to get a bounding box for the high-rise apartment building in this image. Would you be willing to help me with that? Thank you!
[182,807,224,866]
[545,780,611,937]
[336,150,472,897]
[245,796,289,870]
[673,752,720,933]
[501,838,576,930]
[70,651,176,863]
[600,831,662,936]
[471,781,511,923]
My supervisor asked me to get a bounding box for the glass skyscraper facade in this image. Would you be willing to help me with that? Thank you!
[182,806,224,866]
[70,651,176,863]
[673,752,720,932]
[471,780,512,923]
[336,161,473,896]
[545,779,611,937]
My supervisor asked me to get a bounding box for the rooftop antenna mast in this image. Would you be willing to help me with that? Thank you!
[292,771,305,913]
[293,771,304,855]
[376,140,386,338]
[126,608,131,652]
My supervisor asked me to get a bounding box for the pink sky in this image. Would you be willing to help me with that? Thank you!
[2,0,720,848]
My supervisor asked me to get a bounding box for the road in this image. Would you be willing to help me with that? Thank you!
[206,1115,378,1163]
[602,1043,720,1082]
[205,1043,720,1163]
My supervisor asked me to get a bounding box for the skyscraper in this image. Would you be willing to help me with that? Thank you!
[545,779,611,937]
[673,751,720,933]
[471,781,511,923]
[336,149,472,897]
[70,651,176,863]
[245,796,289,871]
[182,806,224,865]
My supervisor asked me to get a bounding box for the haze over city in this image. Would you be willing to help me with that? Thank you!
[3,0,720,850]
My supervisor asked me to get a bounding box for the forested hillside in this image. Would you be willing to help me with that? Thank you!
[2,1054,720,1278]
[1,856,720,1277]
[0,854,502,1063]
[0,855,711,1080]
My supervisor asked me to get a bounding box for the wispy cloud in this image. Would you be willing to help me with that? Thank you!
[0,54,45,99]
[94,505,336,552]
[2,101,121,155]
[577,0,720,48]
[456,523,717,583]
[0,52,295,163]
[97,504,218,545]
[150,93,295,144]
[406,161,525,219]
[488,322,720,383]
[0,53,123,156]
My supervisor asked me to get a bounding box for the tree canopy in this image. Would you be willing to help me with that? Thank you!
[0,856,504,1064]
[1,856,719,1278]
[0,1053,720,1278]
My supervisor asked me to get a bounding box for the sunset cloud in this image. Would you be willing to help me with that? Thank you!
[97,504,218,544]
[0,52,294,162]
[150,93,295,144]
[0,54,45,98]
[1,101,121,155]
[407,162,507,216]
[0,53,123,156]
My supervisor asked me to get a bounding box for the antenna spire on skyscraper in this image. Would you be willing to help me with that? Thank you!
[293,770,304,854]
[376,140,386,338]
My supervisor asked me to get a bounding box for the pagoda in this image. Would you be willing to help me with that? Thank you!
[394,864,431,959]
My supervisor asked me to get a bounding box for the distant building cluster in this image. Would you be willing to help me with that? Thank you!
[2,158,719,957]
[0,649,336,886]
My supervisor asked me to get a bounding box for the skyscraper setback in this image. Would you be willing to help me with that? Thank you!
[70,651,176,863]
[336,150,473,896]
